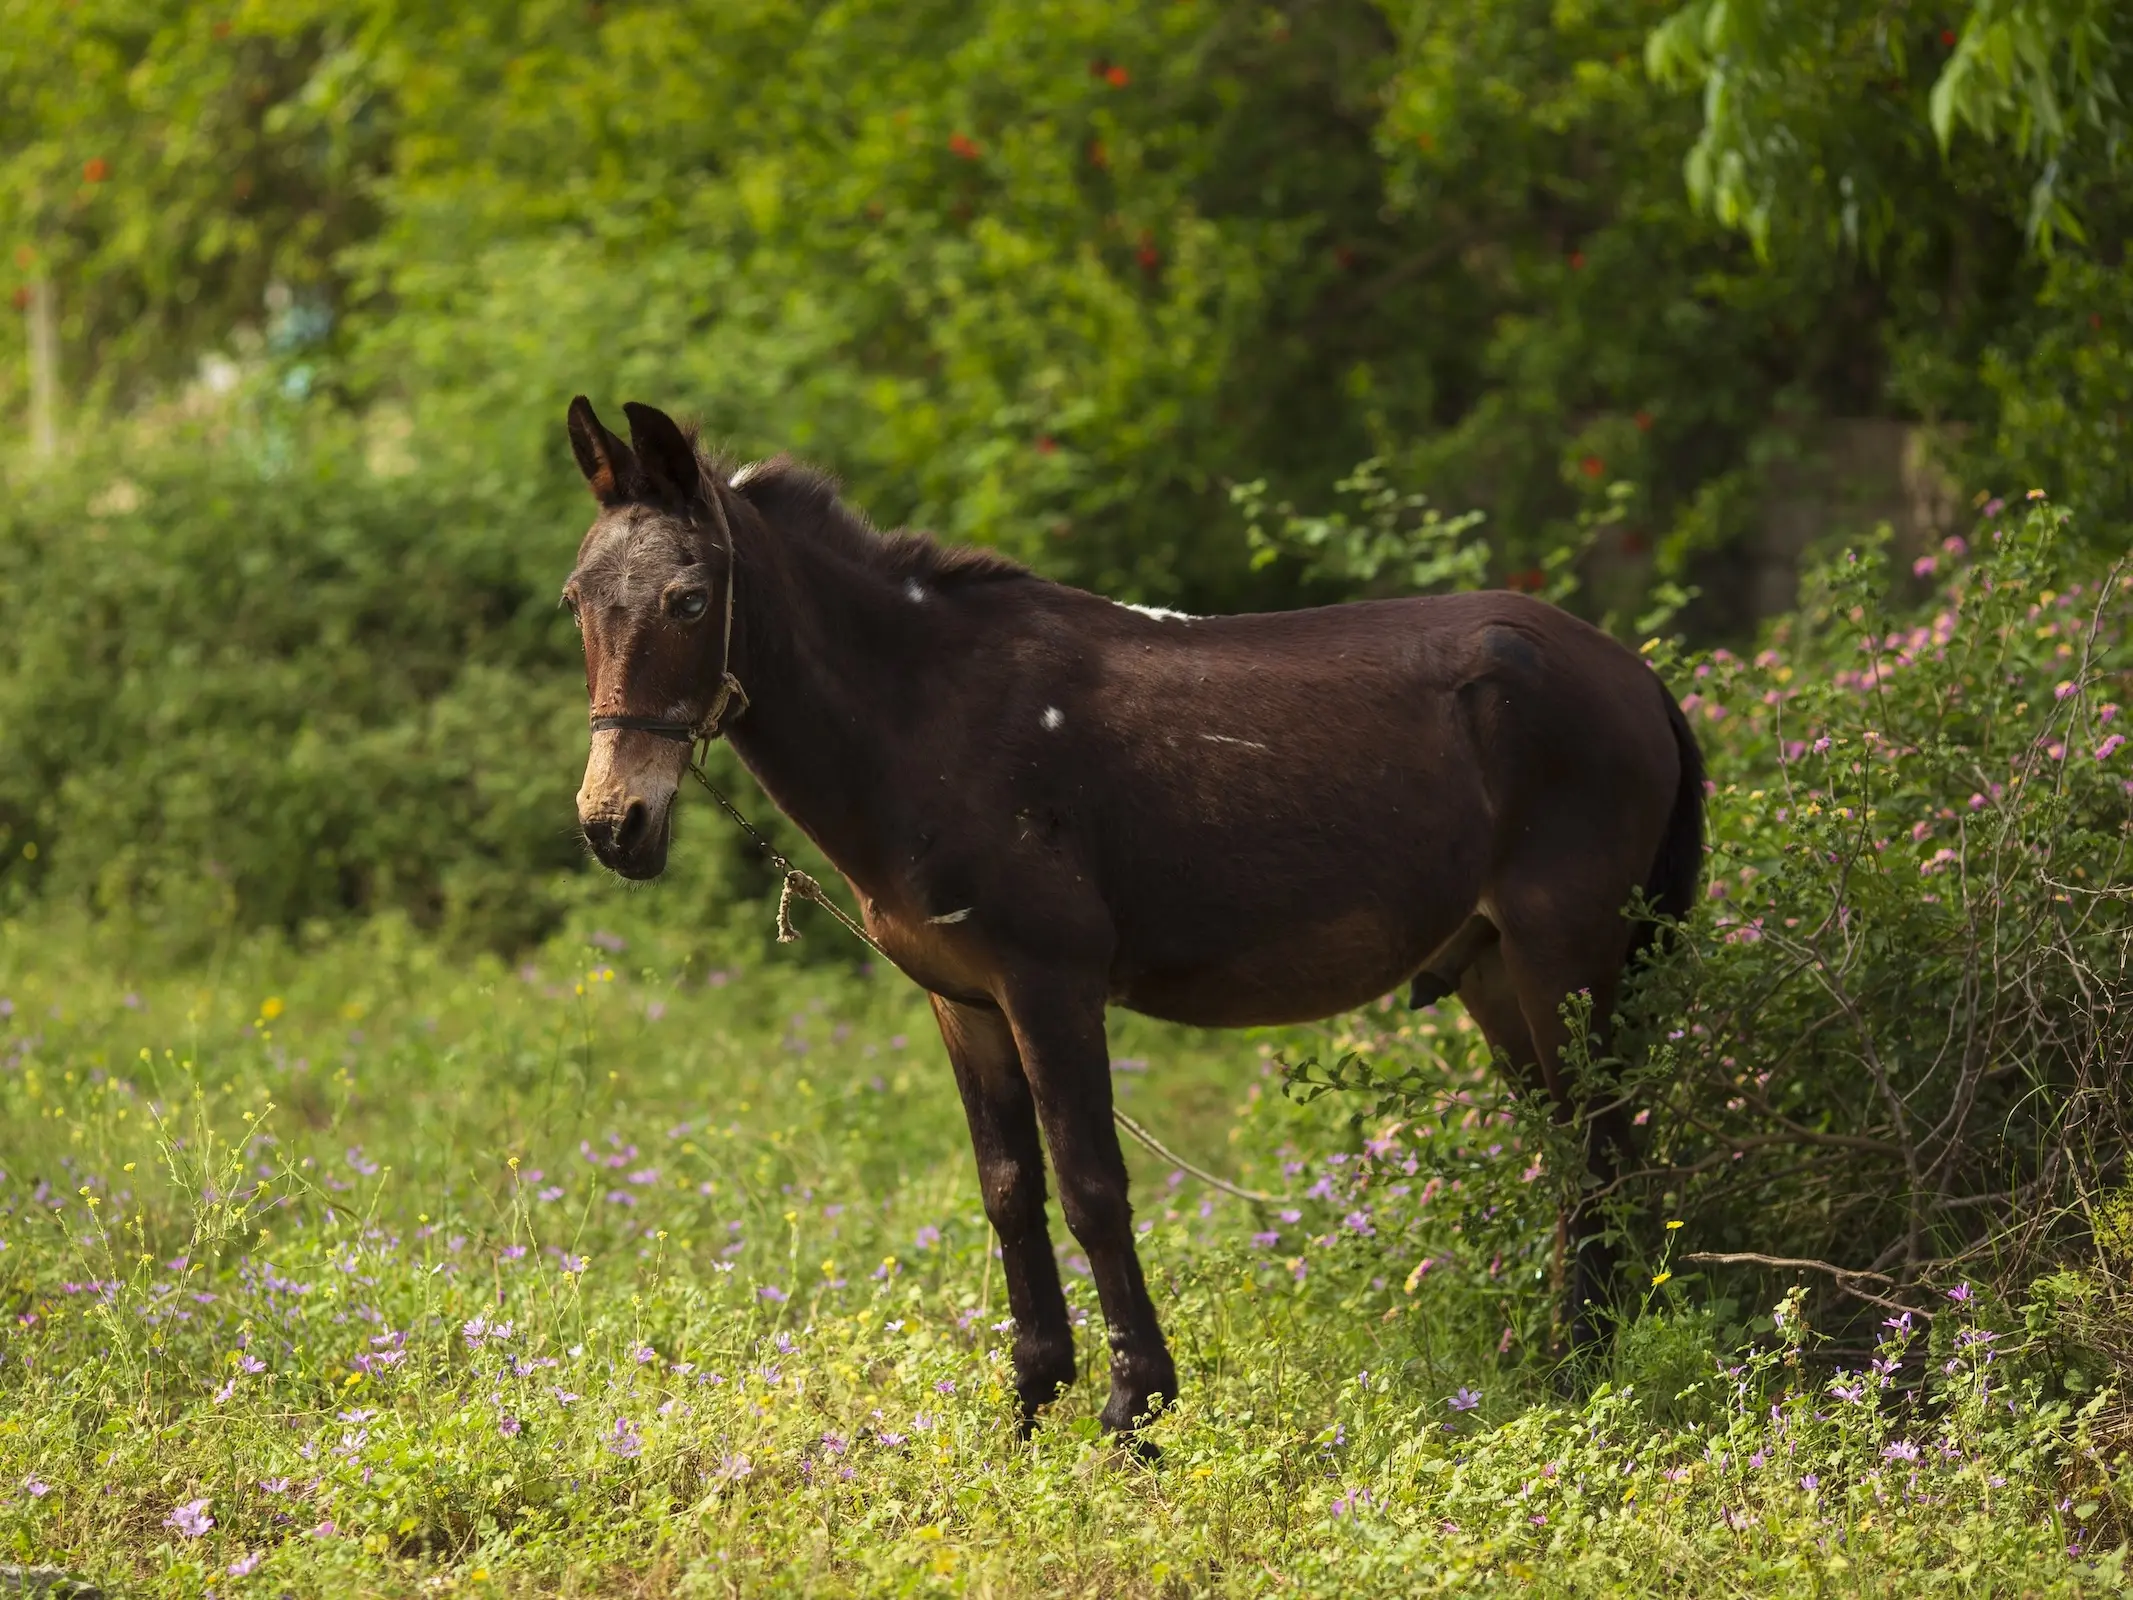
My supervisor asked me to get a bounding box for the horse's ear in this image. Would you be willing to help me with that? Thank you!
[621,402,703,506]
[567,396,635,506]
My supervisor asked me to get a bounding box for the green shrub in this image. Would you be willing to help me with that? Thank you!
[1296,498,2131,1324]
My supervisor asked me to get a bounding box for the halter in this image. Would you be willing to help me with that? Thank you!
[586,480,750,745]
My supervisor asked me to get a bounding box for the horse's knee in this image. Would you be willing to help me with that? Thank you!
[978,1155,1046,1238]
[1056,1170,1131,1245]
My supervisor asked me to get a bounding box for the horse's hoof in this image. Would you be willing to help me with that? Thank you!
[1408,970,1457,1009]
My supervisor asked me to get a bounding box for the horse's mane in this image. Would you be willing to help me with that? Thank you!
[701,440,1032,591]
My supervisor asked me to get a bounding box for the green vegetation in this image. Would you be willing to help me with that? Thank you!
[2,1,2130,1592]
[0,914,2117,1596]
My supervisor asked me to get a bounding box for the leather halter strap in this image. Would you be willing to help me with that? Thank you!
[587,477,749,746]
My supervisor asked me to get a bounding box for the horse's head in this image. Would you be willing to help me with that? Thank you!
[562,396,740,880]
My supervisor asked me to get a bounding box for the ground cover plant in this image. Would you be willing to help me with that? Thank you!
[0,916,2122,1597]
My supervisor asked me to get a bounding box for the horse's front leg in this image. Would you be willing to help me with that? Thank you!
[998,977,1176,1435]
[930,994,1076,1429]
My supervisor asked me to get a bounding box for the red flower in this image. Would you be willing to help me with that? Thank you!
[1568,250,1585,270]
[1105,65,1131,88]
[1939,28,1956,45]
[1579,454,1605,479]
[82,157,109,183]
[1035,436,1059,456]
[1136,231,1160,273]
[1634,409,1654,432]
[948,133,982,161]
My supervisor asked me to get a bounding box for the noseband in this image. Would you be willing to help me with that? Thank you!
[586,481,750,747]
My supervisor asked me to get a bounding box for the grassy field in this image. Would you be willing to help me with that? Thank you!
[0,909,2118,1597]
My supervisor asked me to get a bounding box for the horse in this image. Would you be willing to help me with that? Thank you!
[562,397,1704,1436]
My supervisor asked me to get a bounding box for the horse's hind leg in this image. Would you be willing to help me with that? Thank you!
[931,995,1077,1429]
[1410,913,1500,1009]
[1488,901,1643,1352]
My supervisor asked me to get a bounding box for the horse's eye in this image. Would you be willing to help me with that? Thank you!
[669,589,709,622]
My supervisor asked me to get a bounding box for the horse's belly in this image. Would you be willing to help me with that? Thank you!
[1109,906,1446,1028]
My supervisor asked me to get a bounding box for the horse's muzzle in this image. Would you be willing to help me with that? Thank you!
[581,797,670,879]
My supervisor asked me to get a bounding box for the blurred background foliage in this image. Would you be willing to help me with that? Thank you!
[0,0,2126,947]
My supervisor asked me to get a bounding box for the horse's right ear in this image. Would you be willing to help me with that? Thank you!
[567,395,636,506]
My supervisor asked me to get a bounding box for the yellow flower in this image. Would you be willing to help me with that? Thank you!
[1665,1219,1684,1230]
[260,996,284,1020]
[1651,1270,1672,1287]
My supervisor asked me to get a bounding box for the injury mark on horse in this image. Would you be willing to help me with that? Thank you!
[1041,707,1065,731]
[927,908,972,925]
[1201,733,1270,751]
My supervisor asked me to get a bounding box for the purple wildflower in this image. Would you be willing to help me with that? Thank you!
[1448,1387,1481,1413]
[165,1497,214,1537]
[607,1418,643,1459]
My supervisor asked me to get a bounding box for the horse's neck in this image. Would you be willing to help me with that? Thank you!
[720,525,918,888]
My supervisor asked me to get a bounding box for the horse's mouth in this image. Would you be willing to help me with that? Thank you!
[582,798,672,880]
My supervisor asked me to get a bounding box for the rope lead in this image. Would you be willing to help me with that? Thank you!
[683,751,1292,1207]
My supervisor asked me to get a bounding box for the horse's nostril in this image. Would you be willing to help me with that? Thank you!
[615,799,650,854]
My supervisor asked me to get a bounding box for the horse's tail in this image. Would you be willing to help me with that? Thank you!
[1630,682,1705,964]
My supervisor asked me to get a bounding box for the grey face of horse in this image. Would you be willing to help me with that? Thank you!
[562,397,730,880]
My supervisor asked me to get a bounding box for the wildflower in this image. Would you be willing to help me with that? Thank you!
[1883,1440,1920,1462]
[239,1353,266,1374]
[1946,1283,1973,1304]
[757,1285,788,1304]
[2097,734,2125,761]
[715,1453,752,1483]
[935,1379,956,1395]
[635,1345,658,1365]
[607,1418,643,1459]
[259,1478,290,1494]
[1252,1230,1280,1249]
[23,1475,50,1498]
[1801,1473,1819,1492]
[1831,1381,1866,1403]
[228,1552,262,1576]
[1448,1387,1481,1412]
[1331,1487,1374,1518]
[463,1315,490,1347]
[877,1430,908,1448]
[165,1498,214,1537]
[498,1416,522,1438]
[1341,1210,1375,1236]
[1651,1271,1671,1287]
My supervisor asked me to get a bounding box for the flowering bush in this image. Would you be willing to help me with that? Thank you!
[1291,497,2130,1331]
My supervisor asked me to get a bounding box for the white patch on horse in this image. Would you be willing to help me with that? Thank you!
[905,579,928,604]
[1117,601,1197,622]
[1201,733,1270,752]
[927,908,972,926]
[1041,706,1065,731]
[729,460,764,487]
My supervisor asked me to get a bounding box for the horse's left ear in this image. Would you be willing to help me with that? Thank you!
[622,402,703,507]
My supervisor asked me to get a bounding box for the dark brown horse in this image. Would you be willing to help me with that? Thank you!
[563,398,1703,1434]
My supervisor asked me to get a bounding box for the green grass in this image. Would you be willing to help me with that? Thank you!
[0,910,2118,1596]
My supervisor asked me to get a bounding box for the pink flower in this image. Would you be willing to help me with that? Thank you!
[1912,556,1937,578]
[2097,734,2125,762]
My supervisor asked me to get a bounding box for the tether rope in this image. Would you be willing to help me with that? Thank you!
[679,751,1290,1208]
